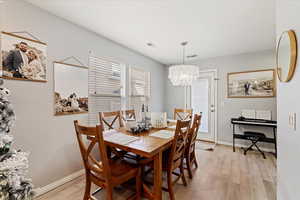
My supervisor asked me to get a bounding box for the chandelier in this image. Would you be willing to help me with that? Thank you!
[168,42,199,86]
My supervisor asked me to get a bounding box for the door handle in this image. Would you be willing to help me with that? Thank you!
[210,105,215,112]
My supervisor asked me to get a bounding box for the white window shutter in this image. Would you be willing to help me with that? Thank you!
[88,56,125,125]
[129,67,151,97]
[128,67,151,119]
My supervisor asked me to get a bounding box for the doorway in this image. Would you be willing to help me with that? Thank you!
[190,69,218,143]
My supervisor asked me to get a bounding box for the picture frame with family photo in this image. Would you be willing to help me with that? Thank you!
[227,69,276,98]
[1,31,47,82]
[54,61,88,116]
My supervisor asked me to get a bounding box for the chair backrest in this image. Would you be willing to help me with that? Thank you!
[173,108,193,120]
[169,119,191,170]
[122,109,136,121]
[187,114,202,153]
[99,111,124,130]
[74,120,111,181]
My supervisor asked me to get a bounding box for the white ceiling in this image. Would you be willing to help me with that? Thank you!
[26,0,275,65]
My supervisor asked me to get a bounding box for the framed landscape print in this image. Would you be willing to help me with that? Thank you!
[54,62,88,116]
[227,69,276,98]
[1,32,47,82]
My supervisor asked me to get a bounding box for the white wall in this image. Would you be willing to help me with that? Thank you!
[276,1,300,199]
[165,50,277,146]
[0,0,165,188]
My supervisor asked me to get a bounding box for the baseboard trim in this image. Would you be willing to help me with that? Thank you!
[217,140,275,153]
[34,169,85,197]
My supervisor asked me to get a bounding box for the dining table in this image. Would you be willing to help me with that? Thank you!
[101,122,177,200]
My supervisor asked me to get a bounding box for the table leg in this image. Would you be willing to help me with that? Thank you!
[153,151,162,200]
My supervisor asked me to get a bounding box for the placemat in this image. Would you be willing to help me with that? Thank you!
[150,130,174,139]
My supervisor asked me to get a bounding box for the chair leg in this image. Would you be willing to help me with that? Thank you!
[84,174,91,200]
[186,154,193,179]
[244,139,258,155]
[254,143,266,159]
[106,186,113,200]
[192,151,198,168]
[141,165,145,180]
[135,169,142,200]
[180,163,187,186]
[167,171,175,200]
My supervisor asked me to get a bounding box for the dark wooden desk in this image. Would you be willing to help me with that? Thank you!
[231,118,277,157]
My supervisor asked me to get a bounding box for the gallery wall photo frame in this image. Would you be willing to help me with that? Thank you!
[227,69,276,98]
[53,60,89,116]
[1,31,47,82]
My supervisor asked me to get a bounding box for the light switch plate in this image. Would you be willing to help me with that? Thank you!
[289,113,297,131]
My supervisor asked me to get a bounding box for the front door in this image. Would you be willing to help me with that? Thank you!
[191,70,217,142]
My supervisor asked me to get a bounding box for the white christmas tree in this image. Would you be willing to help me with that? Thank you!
[0,84,34,200]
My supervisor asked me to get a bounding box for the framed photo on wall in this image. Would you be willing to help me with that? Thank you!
[1,32,47,82]
[54,62,88,116]
[227,69,276,98]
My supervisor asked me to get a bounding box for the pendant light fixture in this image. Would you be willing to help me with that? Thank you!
[168,42,199,86]
[168,42,199,108]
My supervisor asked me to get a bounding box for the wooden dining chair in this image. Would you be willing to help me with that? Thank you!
[99,111,137,160]
[141,119,191,200]
[173,108,193,120]
[164,119,191,200]
[185,114,202,179]
[122,109,136,121]
[74,120,141,200]
[99,111,124,130]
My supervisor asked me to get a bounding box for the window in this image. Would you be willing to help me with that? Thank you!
[128,67,151,119]
[88,56,125,125]
[88,56,151,125]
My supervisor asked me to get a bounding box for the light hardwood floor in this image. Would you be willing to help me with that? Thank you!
[36,144,276,200]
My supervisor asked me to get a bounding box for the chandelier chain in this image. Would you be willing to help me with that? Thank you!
[183,44,185,64]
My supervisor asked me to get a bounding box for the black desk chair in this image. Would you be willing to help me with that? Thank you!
[243,131,266,159]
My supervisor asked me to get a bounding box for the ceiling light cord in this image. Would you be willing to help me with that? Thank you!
[183,45,185,64]
[181,41,188,64]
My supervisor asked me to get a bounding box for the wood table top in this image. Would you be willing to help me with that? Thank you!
[103,125,176,158]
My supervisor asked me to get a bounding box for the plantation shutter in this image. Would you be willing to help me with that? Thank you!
[128,67,150,119]
[88,56,125,125]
